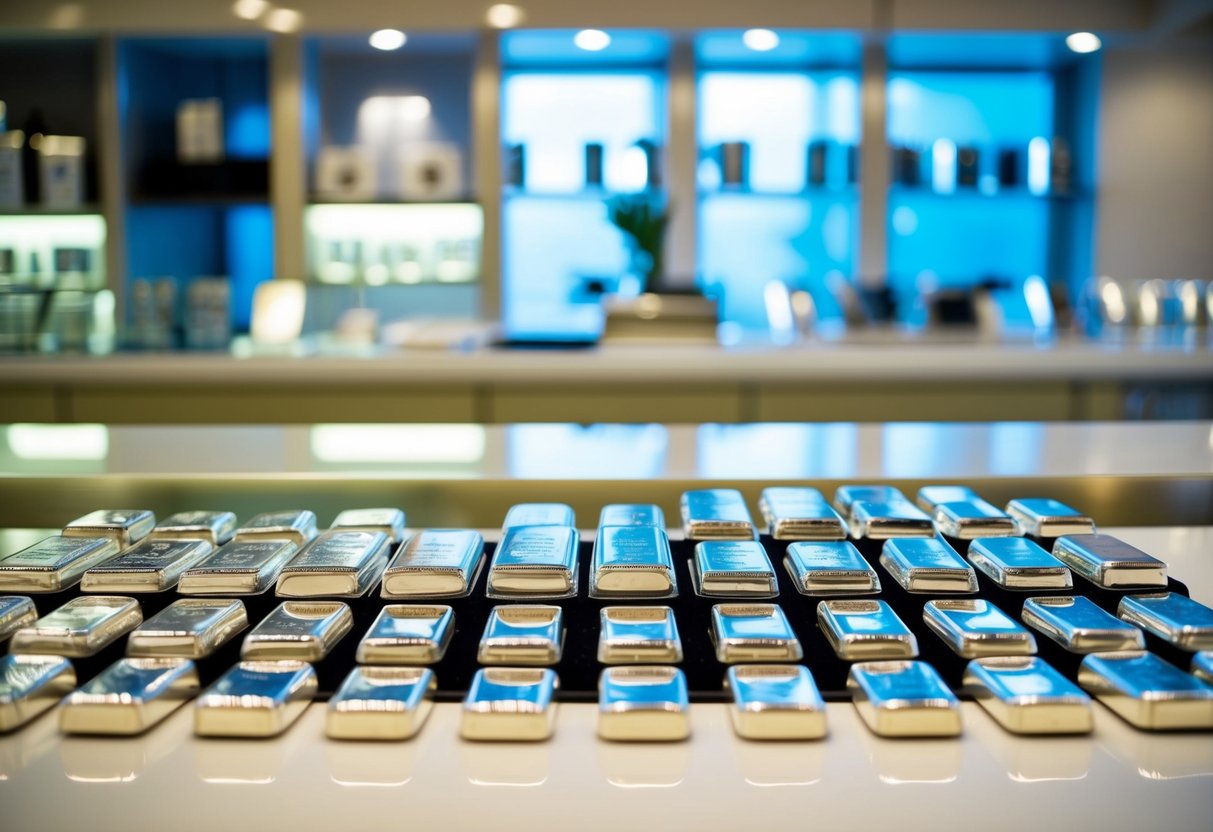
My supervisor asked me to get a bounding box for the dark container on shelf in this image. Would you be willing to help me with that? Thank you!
[807,140,828,187]
[504,143,525,189]
[957,146,979,187]
[720,142,749,188]
[998,148,1020,188]
[584,143,603,188]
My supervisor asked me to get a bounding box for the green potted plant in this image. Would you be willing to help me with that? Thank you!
[607,194,670,293]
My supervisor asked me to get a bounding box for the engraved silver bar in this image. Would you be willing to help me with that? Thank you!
[681,489,756,540]
[693,540,778,597]
[964,656,1093,735]
[10,596,142,658]
[63,509,156,548]
[0,536,121,592]
[80,539,214,593]
[590,525,676,598]
[1192,652,1213,683]
[194,659,317,738]
[598,504,665,528]
[147,511,238,546]
[381,529,484,600]
[783,541,881,597]
[932,500,1018,539]
[1006,498,1095,538]
[725,664,827,740]
[241,601,353,662]
[461,667,559,741]
[598,666,690,742]
[177,539,299,595]
[711,603,802,663]
[967,537,1073,590]
[915,485,980,512]
[833,485,907,518]
[329,507,407,543]
[922,599,1037,658]
[0,595,38,642]
[759,487,846,541]
[849,501,934,540]
[597,606,683,664]
[880,537,978,593]
[486,525,579,599]
[1022,595,1146,653]
[1052,534,1167,589]
[1117,592,1213,651]
[817,599,918,660]
[1078,651,1213,730]
[126,598,248,659]
[502,503,575,529]
[356,604,454,665]
[275,530,391,598]
[847,660,961,737]
[0,655,75,733]
[326,666,436,741]
[60,657,200,735]
[234,510,318,547]
[477,605,564,666]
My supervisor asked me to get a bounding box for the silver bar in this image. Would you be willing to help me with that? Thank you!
[1052,534,1167,589]
[0,536,121,592]
[783,541,880,596]
[1078,651,1213,730]
[0,595,38,642]
[833,485,907,517]
[1006,498,1095,538]
[381,529,484,600]
[725,664,827,740]
[60,657,199,735]
[275,530,390,598]
[967,537,1073,590]
[177,539,298,596]
[849,501,934,540]
[461,667,559,741]
[880,537,978,593]
[1022,595,1146,653]
[964,656,1093,735]
[329,507,406,543]
[126,598,248,659]
[848,660,961,737]
[80,539,214,593]
[63,509,156,548]
[326,666,436,741]
[502,503,575,529]
[598,504,664,528]
[487,525,579,599]
[932,500,1018,539]
[759,487,846,541]
[0,655,75,733]
[598,666,690,742]
[681,489,756,540]
[817,599,918,660]
[1192,652,1213,683]
[147,511,238,546]
[597,606,682,664]
[922,599,1037,658]
[477,605,564,666]
[711,603,802,663]
[693,540,778,597]
[241,601,353,662]
[590,525,676,598]
[915,485,979,512]
[234,510,318,547]
[194,659,317,738]
[10,596,142,658]
[1117,592,1213,651]
[356,604,454,665]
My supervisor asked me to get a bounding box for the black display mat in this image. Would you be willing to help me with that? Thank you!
[15,533,1195,704]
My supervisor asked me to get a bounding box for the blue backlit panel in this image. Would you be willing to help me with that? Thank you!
[507,424,668,479]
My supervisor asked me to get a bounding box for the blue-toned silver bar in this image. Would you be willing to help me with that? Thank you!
[477,605,564,666]
[487,525,580,599]
[759,487,846,541]
[240,601,353,662]
[848,660,961,737]
[64,509,156,548]
[381,529,485,599]
[0,655,75,733]
[0,596,38,642]
[1078,651,1213,730]
[725,665,827,740]
[329,508,407,543]
[0,536,122,592]
[461,667,559,741]
[234,510,318,547]
[1006,498,1095,538]
[880,537,978,593]
[1052,534,1167,589]
[502,503,575,529]
[692,540,777,598]
[1192,652,1213,683]
[922,599,1036,658]
[833,485,908,518]
[932,500,1018,540]
[590,525,676,598]
[817,599,918,660]
[598,504,665,528]
[60,657,199,735]
[711,603,802,663]
[275,530,391,598]
[849,501,934,540]
[598,666,690,742]
[194,659,318,738]
[681,489,756,540]
[783,541,880,596]
[1117,592,1213,651]
[915,485,980,512]
[126,598,248,659]
[177,539,298,595]
[10,596,142,658]
[356,604,454,665]
[964,656,1093,735]
[968,537,1073,590]
[80,538,214,592]
[597,607,683,664]
[1022,595,1145,653]
[147,511,238,546]
[326,666,436,741]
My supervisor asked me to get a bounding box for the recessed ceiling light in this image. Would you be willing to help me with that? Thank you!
[1065,32,1101,53]
[264,7,303,33]
[369,29,407,51]
[486,4,525,29]
[231,0,269,20]
[574,29,611,52]
[742,29,780,52]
